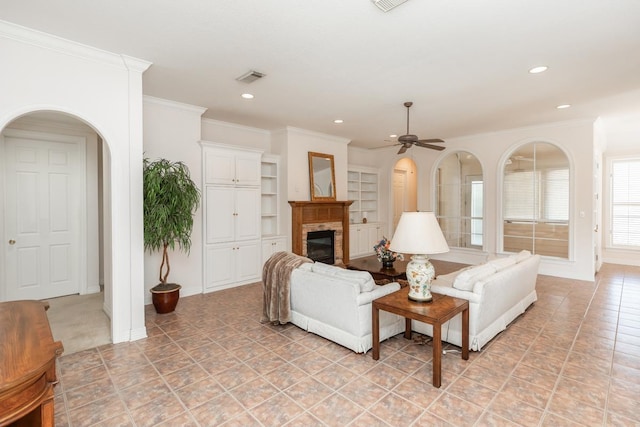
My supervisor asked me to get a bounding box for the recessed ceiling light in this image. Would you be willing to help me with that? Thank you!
[389,134,397,138]
[334,119,344,124]
[529,66,548,74]
[241,93,254,99]
[556,104,571,109]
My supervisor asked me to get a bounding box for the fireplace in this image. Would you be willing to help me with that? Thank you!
[289,201,353,265]
[307,230,335,264]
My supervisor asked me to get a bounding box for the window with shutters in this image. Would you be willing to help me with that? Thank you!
[609,158,640,248]
[502,142,570,259]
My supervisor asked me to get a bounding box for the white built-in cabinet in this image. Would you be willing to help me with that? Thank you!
[260,155,286,266]
[201,142,263,292]
[261,236,287,265]
[350,222,386,259]
[348,166,379,224]
[348,165,383,258]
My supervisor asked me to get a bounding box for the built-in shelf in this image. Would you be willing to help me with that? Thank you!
[348,166,379,224]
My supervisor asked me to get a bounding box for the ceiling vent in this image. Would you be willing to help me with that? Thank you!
[236,70,265,83]
[371,0,409,12]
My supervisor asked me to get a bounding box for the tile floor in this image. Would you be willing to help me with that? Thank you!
[53,263,640,426]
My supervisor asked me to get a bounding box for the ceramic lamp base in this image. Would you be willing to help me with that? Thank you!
[406,254,435,302]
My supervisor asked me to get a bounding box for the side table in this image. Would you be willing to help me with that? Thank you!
[372,288,469,388]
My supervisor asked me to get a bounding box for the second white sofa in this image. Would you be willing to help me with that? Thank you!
[412,251,540,351]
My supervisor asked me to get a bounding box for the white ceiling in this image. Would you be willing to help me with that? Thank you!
[3,0,640,148]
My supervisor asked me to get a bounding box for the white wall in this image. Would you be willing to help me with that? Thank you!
[368,119,598,281]
[143,97,206,302]
[275,127,350,201]
[0,20,150,343]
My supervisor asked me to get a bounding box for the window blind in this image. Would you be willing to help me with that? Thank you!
[611,159,640,247]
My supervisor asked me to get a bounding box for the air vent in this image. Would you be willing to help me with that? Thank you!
[236,70,265,83]
[371,0,409,12]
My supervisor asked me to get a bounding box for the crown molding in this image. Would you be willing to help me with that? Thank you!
[0,20,151,72]
[277,126,351,145]
[201,117,270,136]
[144,96,207,115]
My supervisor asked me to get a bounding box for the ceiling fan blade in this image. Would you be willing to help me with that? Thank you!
[417,138,445,144]
[397,145,409,154]
[369,143,401,150]
[415,142,446,151]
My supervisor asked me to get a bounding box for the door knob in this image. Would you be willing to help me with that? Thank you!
[8,239,16,245]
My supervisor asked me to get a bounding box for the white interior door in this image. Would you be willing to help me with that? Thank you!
[4,134,83,301]
[392,169,407,232]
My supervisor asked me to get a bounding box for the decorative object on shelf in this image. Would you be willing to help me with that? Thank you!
[390,212,449,302]
[308,152,336,201]
[374,236,404,269]
[144,158,201,313]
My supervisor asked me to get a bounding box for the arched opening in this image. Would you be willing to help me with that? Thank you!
[435,151,484,250]
[392,157,417,233]
[1,110,112,353]
[502,141,570,259]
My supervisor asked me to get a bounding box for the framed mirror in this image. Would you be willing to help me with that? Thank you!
[308,152,336,201]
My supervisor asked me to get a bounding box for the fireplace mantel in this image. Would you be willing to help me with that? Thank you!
[289,201,353,264]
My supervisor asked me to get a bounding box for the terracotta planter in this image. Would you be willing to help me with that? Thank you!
[150,283,181,314]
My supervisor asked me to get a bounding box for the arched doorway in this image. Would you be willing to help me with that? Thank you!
[1,110,111,352]
[392,158,418,233]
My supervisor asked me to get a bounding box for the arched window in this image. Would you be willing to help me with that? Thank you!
[502,142,569,258]
[436,151,484,249]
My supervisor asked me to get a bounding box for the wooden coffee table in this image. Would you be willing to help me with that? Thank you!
[347,255,469,283]
[372,287,469,388]
[346,256,408,282]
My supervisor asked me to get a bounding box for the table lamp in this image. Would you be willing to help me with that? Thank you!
[389,211,449,302]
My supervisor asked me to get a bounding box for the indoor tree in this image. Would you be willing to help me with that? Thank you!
[143,157,200,294]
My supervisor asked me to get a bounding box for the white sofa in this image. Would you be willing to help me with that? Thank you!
[289,262,405,353]
[412,251,540,351]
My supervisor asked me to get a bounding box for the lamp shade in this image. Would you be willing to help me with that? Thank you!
[389,212,449,255]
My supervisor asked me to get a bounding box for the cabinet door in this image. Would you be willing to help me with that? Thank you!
[262,237,286,265]
[235,187,261,241]
[235,153,261,187]
[349,227,360,258]
[368,224,384,247]
[204,150,236,185]
[357,226,372,258]
[205,244,235,289]
[236,241,261,283]
[206,187,235,243]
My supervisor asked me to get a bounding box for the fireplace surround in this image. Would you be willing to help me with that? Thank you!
[289,201,352,265]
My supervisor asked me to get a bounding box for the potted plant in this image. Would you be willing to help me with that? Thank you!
[144,157,200,313]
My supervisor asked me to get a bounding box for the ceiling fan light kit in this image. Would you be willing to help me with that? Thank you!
[371,0,409,12]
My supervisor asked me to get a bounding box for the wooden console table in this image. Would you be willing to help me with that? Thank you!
[0,300,64,426]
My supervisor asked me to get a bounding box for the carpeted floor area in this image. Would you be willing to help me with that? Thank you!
[45,291,111,355]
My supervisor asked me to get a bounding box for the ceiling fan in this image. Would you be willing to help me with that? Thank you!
[391,102,445,154]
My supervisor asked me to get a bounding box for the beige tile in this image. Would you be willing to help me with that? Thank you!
[128,393,185,427]
[368,392,424,427]
[229,376,279,409]
[175,377,224,409]
[283,376,333,409]
[250,392,305,427]
[488,391,544,426]
[310,392,366,426]
[446,376,497,407]
[502,376,552,409]
[555,376,607,409]
[338,377,389,409]
[547,393,606,425]
[426,393,484,426]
